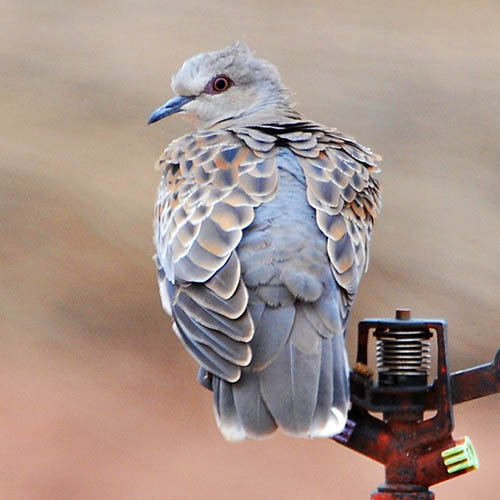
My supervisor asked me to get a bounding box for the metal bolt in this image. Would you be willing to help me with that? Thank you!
[396,308,411,320]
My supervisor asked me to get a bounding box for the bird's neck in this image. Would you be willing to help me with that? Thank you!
[209,102,301,130]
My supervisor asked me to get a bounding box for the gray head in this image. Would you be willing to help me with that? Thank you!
[148,42,289,129]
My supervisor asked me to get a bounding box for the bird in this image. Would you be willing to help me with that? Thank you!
[148,41,381,441]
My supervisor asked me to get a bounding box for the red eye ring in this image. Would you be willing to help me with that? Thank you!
[205,75,233,94]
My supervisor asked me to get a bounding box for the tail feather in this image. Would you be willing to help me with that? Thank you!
[212,302,349,440]
[310,338,334,433]
[259,341,321,436]
[213,377,246,441]
[249,304,296,370]
[259,305,322,433]
[231,372,277,439]
[331,330,350,415]
[303,284,344,338]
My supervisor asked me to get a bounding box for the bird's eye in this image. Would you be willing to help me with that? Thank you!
[206,75,233,94]
[213,77,230,92]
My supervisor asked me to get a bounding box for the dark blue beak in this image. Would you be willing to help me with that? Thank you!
[147,95,195,125]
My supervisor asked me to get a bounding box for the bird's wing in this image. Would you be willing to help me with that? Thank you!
[154,130,280,382]
[295,127,381,317]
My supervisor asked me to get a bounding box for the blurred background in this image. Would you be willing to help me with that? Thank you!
[1,1,499,498]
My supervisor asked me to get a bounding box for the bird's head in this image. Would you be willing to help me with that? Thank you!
[148,41,289,129]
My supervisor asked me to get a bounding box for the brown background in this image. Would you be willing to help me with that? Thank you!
[1,1,499,498]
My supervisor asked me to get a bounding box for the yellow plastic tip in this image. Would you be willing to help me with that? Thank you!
[441,436,479,474]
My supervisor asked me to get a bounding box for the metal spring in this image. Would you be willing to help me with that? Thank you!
[376,330,431,377]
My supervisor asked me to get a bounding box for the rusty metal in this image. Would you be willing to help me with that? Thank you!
[333,309,500,499]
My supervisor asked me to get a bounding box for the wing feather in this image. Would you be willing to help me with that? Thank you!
[154,130,280,382]
[281,123,381,310]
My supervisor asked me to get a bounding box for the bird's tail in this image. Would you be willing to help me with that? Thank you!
[212,303,349,440]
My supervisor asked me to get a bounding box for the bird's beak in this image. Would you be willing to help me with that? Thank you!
[147,95,195,125]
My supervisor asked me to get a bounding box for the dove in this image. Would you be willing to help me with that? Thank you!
[148,41,381,441]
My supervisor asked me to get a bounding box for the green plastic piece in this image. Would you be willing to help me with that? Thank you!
[441,436,479,474]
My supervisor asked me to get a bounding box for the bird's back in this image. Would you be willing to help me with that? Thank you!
[215,148,350,439]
